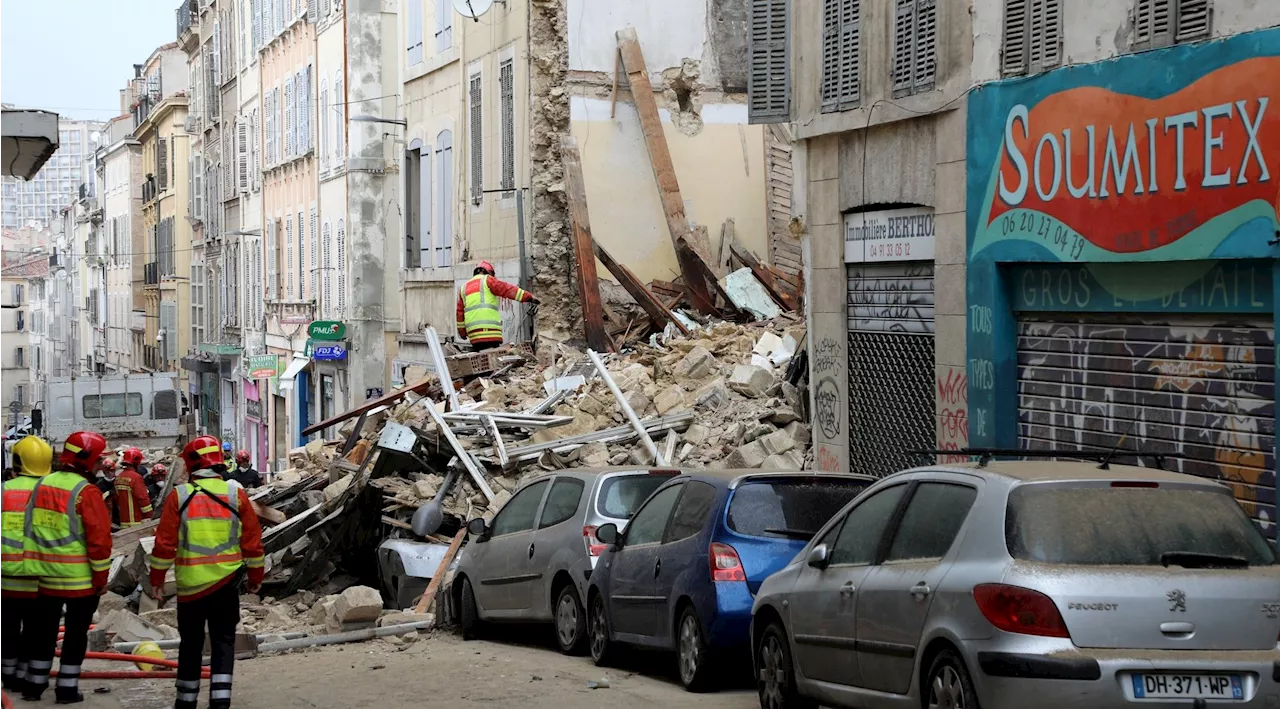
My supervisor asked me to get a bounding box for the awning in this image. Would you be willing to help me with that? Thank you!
[277,356,310,391]
[1,110,59,180]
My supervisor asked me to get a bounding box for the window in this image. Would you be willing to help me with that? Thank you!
[1002,0,1061,76]
[237,117,250,191]
[829,484,906,566]
[891,0,936,98]
[284,75,295,158]
[157,138,169,190]
[13,347,24,367]
[665,481,717,543]
[406,0,424,65]
[83,392,144,418]
[435,130,453,267]
[728,478,870,539]
[11,284,23,304]
[597,474,672,520]
[335,220,346,314]
[322,221,333,315]
[490,480,549,536]
[404,141,424,268]
[15,310,24,332]
[820,0,859,113]
[1132,0,1210,49]
[435,0,452,52]
[884,483,977,562]
[333,73,345,165]
[624,484,682,546]
[539,477,586,529]
[285,215,294,298]
[252,109,260,189]
[309,207,316,300]
[319,81,329,168]
[499,55,515,197]
[250,0,260,54]
[749,0,792,123]
[266,219,278,299]
[191,263,205,347]
[299,65,312,154]
[13,386,25,406]
[468,65,483,206]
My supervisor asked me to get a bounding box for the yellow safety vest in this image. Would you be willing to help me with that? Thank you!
[460,275,506,343]
[23,471,94,592]
[0,468,40,573]
[158,478,245,597]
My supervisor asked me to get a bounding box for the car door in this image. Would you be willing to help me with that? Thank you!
[788,484,908,688]
[651,480,719,647]
[854,480,979,694]
[474,479,550,614]
[526,475,587,618]
[606,482,683,638]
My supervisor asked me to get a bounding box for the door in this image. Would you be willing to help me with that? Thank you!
[296,370,310,445]
[1016,315,1276,539]
[528,476,586,618]
[846,262,936,477]
[272,395,287,470]
[855,481,978,694]
[789,484,908,687]
[652,481,719,646]
[607,482,682,637]
[474,479,549,614]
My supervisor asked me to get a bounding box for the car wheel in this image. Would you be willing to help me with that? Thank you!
[553,584,587,655]
[588,594,616,666]
[676,606,715,692]
[925,649,981,709]
[756,622,815,709]
[459,577,483,640]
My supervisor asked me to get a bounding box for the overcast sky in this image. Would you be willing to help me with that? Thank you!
[2,0,180,122]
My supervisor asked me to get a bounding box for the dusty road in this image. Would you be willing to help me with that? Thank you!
[22,631,758,709]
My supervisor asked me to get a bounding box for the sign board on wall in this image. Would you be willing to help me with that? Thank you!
[844,207,936,263]
[248,354,280,379]
[308,321,346,340]
[312,344,348,361]
[246,398,262,421]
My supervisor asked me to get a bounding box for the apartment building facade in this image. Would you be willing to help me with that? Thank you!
[98,113,145,375]
[1,257,43,430]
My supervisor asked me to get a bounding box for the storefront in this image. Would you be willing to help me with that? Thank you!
[244,354,279,471]
[965,28,1279,538]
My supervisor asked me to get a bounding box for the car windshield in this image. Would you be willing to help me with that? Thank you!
[728,478,870,539]
[1006,484,1277,566]
[596,473,673,519]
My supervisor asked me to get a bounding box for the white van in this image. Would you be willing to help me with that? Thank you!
[43,373,182,449]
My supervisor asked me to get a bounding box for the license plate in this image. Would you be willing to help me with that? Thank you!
[1131,673,1243,700]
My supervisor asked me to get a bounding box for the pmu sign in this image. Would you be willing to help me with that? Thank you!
[308,321,346,341]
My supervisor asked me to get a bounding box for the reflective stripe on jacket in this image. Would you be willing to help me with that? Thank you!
[22,472,97,592]
[456,274,529,344]
[2,475,40,577]
[114,468,153,527]
[151,479,246,597]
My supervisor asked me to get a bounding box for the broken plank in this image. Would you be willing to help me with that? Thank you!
[675,236,744,318]
[251,500,287,526]
[414,527,467,614]
[381,515,414,531]
[301,377,440,437]
[593,239,690,336]
[560,136,613,353]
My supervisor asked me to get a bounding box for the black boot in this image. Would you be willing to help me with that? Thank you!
[54,688,85,704]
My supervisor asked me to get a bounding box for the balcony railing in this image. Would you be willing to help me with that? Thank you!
[268,299,316,325]
[144,262,160,285]
[176,1,195,38]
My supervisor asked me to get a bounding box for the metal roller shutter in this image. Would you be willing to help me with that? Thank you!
[1017,315,1277,538]
[846,263,935,477]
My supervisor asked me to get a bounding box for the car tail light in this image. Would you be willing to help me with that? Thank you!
[710,542,746,582]
[973,584,1071,638]
[583,525,607,556]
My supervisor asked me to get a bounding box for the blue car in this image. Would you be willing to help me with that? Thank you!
[587,470,874,691]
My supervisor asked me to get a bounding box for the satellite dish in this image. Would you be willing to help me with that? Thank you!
[452,0,494,20]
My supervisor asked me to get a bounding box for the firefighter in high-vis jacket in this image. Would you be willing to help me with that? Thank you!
[23,431,114,703]
[148,436,265,709]
[114,447,153,527]
[455,260,539,350]
[0,435,53,694]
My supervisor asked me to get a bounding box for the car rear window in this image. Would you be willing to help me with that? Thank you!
[1006,485,1277,566]
[728,478,870,540]
[596,473,673,519]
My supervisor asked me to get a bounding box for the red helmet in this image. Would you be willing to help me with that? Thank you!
[121,447,144,467]
[235,450,251,465]
[181,435,224,472]
[476,260,495,275]
[59,431,109,475]
[151,463,168,478]
[100,457,117,472]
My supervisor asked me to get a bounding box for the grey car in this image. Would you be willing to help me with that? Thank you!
[751,460,1280,709]
[455,467,678,653]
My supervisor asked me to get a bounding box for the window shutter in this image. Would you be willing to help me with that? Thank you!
[1134,0,1174,48]
[267,220,277,300]
[334,75,344,165]
[748,0,791,123]
[157,138,169,190]
[307,208,315,300]
[307,0,317,24]
[285,216,294,298]
[892,0,916,96]
[319,84,329,168]
[421,147,432,267]
[1175,0,1210,42]
[237,118,249,191]
[194,154,204,219]
[820,0,840,111]
[252,0,260,51]
[322,221,332,316]
[321,0,330,20]
[436,0,452,52]
[284,76,295,158]
[1002,0,1028,75]
[188,155,195,215]
[298,69,310,154]
[436,132,453,268]
[500,58,514,193]
[913,0,936,92]
[213,22,222,86]
[275,0,283,34]
[469,72,482,205]
[304,65,313,152]
[336,221,346,314]
[407,0,424,65]
[837,0,861,110]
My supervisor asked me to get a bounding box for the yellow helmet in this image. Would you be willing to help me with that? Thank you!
[12,435,53,476]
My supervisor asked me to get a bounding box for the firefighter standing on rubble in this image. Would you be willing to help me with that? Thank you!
[148,436,264,709]
[0,435,53,694]
[114,447,153,528]
[22,431,114,703]
[456,260,540,351]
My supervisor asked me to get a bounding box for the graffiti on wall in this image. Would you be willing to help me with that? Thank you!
[1017,319,1276,537]
[846,263,937,334]
[813,336,843,442]
[937,366,969,462]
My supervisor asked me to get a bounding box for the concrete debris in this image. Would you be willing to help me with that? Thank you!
[728,364,776,398]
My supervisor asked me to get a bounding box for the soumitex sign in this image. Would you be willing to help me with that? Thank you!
[308,321,346,341]
[248,354,280,379]
[844,206,936,263]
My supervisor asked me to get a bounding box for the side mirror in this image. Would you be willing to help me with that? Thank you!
[595,523,619,547]
[466,517,488,540]
[806,543,830,570]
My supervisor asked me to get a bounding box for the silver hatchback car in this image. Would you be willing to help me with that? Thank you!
[751,460,1280,709]
[454,467,678,653]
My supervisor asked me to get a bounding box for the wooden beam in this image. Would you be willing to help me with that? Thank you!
[414,527,467,614]
[560,136,613,353]
[251,500,287,526]
[609,49,621,119]
[593,239,690,336]
[615,28,718,316]
[715,219,736,279]
[301,378,439,437]
[731,242,798,312]
[675,236,743,319]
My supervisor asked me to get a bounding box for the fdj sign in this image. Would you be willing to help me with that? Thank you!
[313,344,347,361]
[308,321,346,341]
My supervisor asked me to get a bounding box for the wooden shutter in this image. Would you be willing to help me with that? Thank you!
[252,0,260,50]
[748,0,790,124]
[336,221,347,314]
[1003,0,1027,75]
[307,0,317,24]
[193,153,204,220]
[322,222,332,316]
[820,0,840,111]
[285,216,294,298]
[1133,0,1174,48]
[913,0,937,92]
[469,71,482,205]
[284,76,295,159]
[407,0,424,65]
[267,220,278,299]
[892,0,916,95]
[237,118,249,191]
[837,0,860,110]
[500,58,514,192]
[308,208,316,300]
[321,0,330,20]
[421,147,432,267]
[1025,0,1062,73]
[299,66,311,154]
[157,138,169,190]
[1175,0,1210,42]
